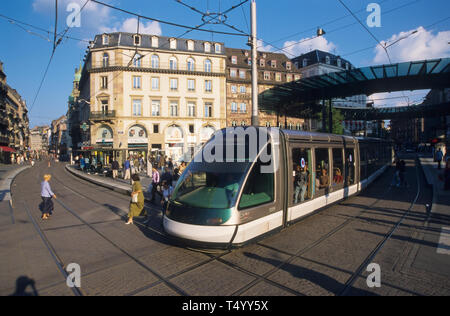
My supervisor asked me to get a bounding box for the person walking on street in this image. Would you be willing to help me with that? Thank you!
[147,156,153,177]
[124,157,131,180]
[111,159,119,179]
[126,174,145,225]
[436,148,444,170]
[41,174,56,220]
[150,167,160,204]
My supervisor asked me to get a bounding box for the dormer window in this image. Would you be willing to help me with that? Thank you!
[215,43,222,53]
[102,35,109,45]
[302,59,308,67]
[337,58,342,68]
[271,60,277,68]
[187,40,194,51]
[170,38,177,49]
[133,35,141,46]
[286,62,292,70]
[151,36,158,48]
[260,59,265,67]
[204,42,211,53]
[231,56,237,65]
[325,56,330,65]
[345,63,350,70]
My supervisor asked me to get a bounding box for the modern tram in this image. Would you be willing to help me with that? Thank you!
[163,127,393,249]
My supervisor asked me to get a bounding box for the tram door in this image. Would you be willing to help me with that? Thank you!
[236,143,286,233]
[344,147,356,188]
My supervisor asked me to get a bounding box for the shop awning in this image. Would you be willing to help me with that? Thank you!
[0,146,16,153]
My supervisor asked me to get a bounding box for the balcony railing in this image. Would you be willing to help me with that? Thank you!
[90,61,224,74]
[90,110,116,120]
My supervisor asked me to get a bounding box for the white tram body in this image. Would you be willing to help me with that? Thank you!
[163,128,392,249]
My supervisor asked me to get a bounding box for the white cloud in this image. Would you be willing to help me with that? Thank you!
[374,27,450,64]
[282,36,337,57]
[368,90,430,108]
[257,39,275,52]
[100,18,162,36]
[33,0,113,34]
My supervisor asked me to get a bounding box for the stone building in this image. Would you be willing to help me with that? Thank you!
[225,48,305,129]
[78,32,227,164]
[0,61,30,163]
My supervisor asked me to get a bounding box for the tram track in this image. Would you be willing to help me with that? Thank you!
[56,162,409,296]
[230,160,421,296]
[51,167,304,296]
[338,158,422,296]
[10,159,424,296]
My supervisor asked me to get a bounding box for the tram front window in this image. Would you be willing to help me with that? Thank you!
[171,162,248,209]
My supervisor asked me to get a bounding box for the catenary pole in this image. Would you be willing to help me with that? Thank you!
[251,0,259,126]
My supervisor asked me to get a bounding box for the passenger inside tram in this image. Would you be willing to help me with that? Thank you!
[293,164,310,204]
[319,169,330,189]
[333,168,343,184]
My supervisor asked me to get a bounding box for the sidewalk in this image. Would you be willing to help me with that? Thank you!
[0,165,30,202]
[65,165,160,204]
[416,157,450,277]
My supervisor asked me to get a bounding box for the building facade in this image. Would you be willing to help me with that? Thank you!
[0,61,30,163]
[30,125,50,156]
[50,116,68,158]
[291,50,368,134]
[78,32,227,164]
[226,48,305,129]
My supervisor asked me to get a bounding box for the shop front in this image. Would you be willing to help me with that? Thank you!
[93,125,114,166]
[128,125,149,160]
[165,125,184,162]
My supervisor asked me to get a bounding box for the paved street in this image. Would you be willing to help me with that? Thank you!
[0,156,449,296]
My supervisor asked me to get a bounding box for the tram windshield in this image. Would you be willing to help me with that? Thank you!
[171,161,250,209]
[171,127,275,209]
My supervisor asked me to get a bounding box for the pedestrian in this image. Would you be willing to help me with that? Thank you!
[147,156,153,177]
[125,174,145,225]
[150,167,160,204]
[124,157,131,180]
[80,156,85,171]
[160,180,173,208]
[40,174,56,220]
[436,148,444,169]
[111,159,119,179]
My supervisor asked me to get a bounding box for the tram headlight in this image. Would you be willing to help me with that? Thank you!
[206,218,223,225]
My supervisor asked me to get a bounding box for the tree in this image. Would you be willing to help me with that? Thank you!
[317,107,345,135]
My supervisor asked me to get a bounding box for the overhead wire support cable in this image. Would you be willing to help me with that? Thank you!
[90,0,248,37]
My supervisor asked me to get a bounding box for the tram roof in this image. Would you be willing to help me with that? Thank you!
[259,58,450,110]
[281,129,357,144]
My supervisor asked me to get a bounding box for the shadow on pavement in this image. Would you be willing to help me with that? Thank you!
[243,252,378,296]
[9,276,39,296]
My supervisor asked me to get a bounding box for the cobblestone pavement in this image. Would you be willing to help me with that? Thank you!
[1,156,449,296]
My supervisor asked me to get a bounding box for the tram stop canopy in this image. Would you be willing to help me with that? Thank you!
[259,58,450,114]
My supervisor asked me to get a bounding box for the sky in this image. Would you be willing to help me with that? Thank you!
[0,0,449,128]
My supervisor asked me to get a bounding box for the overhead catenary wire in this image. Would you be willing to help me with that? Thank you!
[90,0,248,37]
[0,13,91,44]
[29,1,92,114]
[265,0,422,56]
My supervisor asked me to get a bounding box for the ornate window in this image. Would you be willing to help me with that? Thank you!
[187,58,195,71]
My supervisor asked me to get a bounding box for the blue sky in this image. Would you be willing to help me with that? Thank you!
[0,0,449,128]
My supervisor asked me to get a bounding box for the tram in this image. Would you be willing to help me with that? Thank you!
[163,127,393,249]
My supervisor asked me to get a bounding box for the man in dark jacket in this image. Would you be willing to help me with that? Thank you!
[111,159,120,179]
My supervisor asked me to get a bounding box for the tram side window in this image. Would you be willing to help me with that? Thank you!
[292,148,312,205]
[345,148,355,185]
[239,159,274,210]
[332,148,344,187]
[315,148,330,196]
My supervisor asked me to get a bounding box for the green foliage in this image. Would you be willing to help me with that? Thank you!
[318,107,345,135]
